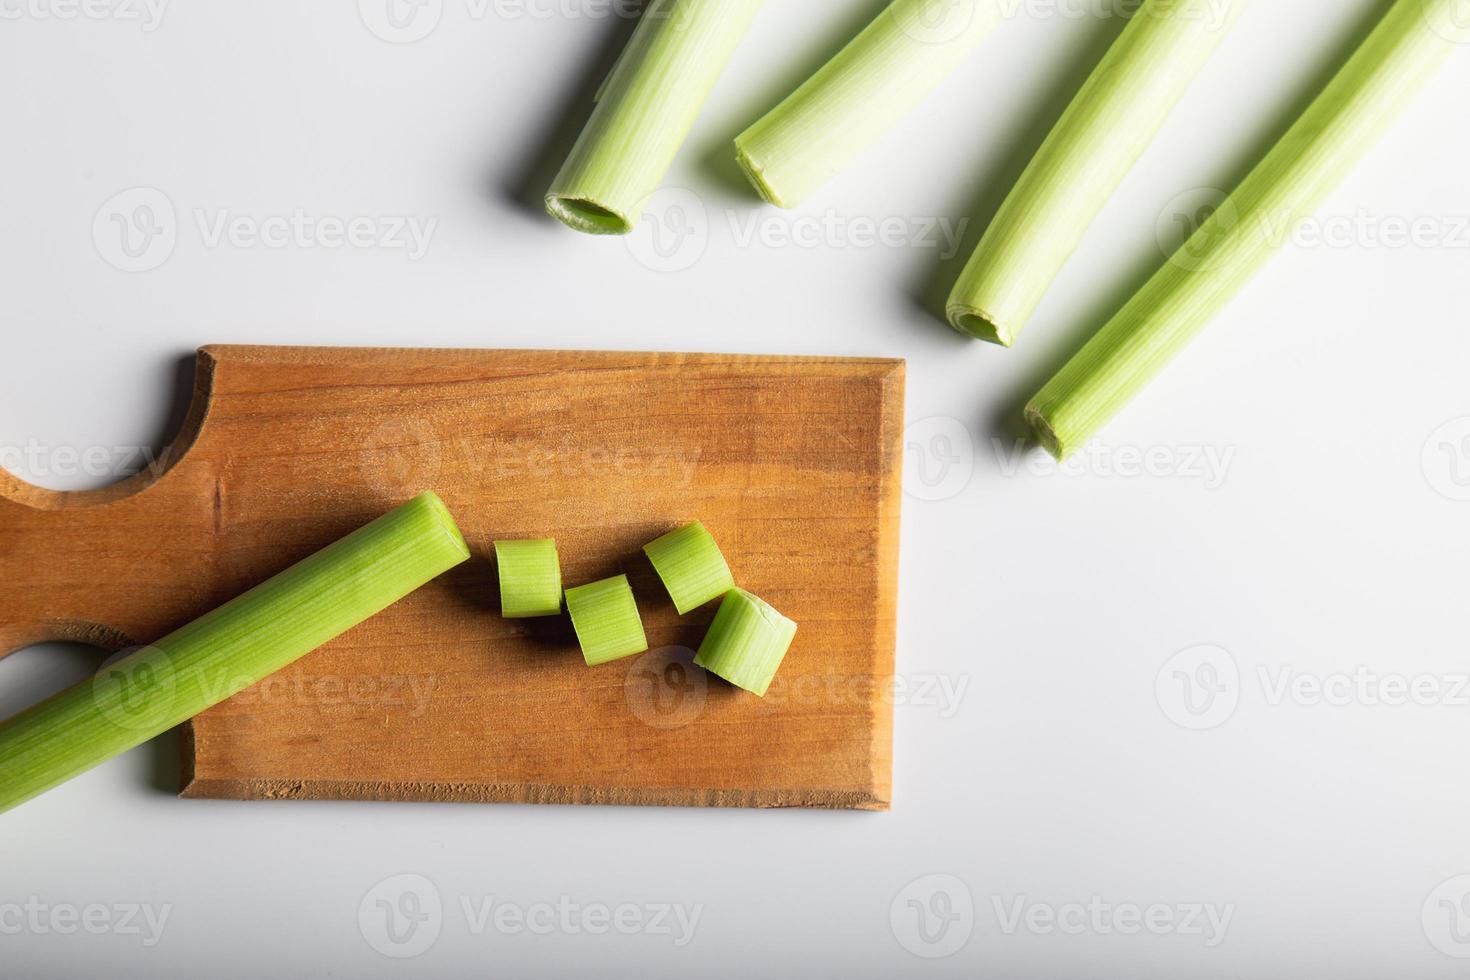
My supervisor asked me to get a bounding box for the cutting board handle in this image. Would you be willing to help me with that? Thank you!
[0,350,221,657]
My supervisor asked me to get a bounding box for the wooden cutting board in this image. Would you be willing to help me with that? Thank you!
[0,346,904,809]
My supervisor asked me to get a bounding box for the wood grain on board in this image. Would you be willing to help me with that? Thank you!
[0,346,904,809]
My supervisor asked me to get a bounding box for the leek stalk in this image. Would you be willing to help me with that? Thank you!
[1028,0,1460,458]
[947,0,1246,345]
[0,492,470,815]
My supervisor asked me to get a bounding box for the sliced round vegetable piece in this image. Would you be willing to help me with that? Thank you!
[643,521,735,615]
[494,538,563,619]
[565,575,648,667]
[694,589,797,697]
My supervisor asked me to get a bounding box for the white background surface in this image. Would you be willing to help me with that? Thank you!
[2,1,1469,976]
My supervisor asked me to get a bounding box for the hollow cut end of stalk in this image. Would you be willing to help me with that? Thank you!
[412,491,472,562]
[544,194,636,236]
[694,589,797,698]
[945,302,1014,347]
[733,140,793,209]
[1024,402,1065,462]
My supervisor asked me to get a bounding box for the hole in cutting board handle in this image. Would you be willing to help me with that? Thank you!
[0,637,184,797]
[0,351,210,509]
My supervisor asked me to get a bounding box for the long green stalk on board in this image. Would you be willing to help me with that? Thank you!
[694,589,797,697]
[546,0,764,234]
[735,0,1003,208]
[1027,0,1461,459]
[947,0,1246,346]
[0,492,470,816]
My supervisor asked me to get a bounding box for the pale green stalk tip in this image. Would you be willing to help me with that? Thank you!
[565,575,649,667]
[495,539,563,619]
[694,589,797,697]
[946,0,1246,348]
[1027,0,1456,456]
[546,0,764,235]
[643,521,735,615]
[734,0,1004,209]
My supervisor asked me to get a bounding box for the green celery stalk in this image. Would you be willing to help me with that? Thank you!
[948,0,1246,346]
[0,492,470,815]
[643,521,735,614]
[546,0,765,234]
[565,575,648,666]
[694,589,797,697]
[495,539,563,619]
[1028,0,1461,459]
[735,0,1004,208]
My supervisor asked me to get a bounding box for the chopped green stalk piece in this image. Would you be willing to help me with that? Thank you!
[694,589,797,697]
[643,521,735,614]
[546,0,765,234]
[0,492,470,816]
[1027,0,1459,459]
[947,0,1245,346]
[565,575,649,666]
[495,539,563,618]
[734,0,1003,208]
